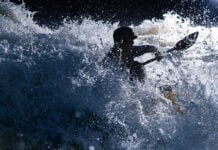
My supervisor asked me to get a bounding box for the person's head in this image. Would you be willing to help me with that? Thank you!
[113,27,137,46]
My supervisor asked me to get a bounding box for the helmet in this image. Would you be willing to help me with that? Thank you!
[113,27,137,43]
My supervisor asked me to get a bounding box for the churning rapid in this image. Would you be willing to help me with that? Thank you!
[0,1,217,150]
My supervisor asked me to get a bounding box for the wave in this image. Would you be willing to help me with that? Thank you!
[0,1,217,149]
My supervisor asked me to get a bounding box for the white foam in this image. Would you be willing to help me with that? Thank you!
[0,1,217,149]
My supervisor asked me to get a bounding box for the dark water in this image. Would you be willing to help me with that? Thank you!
[10,0,218,27]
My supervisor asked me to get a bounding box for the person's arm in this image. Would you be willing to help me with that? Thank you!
[133,45,158,56]
[133,45,163,61]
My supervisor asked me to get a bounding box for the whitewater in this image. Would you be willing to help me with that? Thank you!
[0,1,217,150]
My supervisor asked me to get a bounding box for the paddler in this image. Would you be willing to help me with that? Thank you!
[102,26,163,82]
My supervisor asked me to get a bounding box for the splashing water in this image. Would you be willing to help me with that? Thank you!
[0,1,217,149]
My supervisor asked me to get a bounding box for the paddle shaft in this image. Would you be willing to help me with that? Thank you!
[141,48,176,65]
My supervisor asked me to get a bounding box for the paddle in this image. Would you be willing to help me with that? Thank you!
[141,32,199,65]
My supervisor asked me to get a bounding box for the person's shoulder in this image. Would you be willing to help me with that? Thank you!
[102,47,116,65]
[105,47,117,60]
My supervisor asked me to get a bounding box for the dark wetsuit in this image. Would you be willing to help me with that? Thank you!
[103,45,159,82]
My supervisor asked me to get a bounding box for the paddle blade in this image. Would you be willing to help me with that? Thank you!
[167,32,199,52]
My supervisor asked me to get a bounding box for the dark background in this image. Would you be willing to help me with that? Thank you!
[9,0,218,28]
